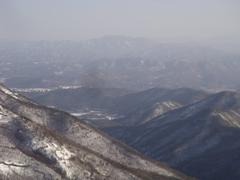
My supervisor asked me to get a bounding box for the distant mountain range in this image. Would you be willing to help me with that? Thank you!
[0,83,191,180]
[1,36,240,91]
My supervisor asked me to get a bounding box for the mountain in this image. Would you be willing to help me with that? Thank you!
[0,83,191,180]
[24,87,208,127]
[104,91,240,180]
[1,37,240,91]
[109,88,209,126]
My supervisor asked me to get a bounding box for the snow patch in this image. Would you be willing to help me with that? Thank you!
[0,86,19,99]
[0,162,26,176]
[214,111,240,128]
[31,139,76,178]
[0,164,13,175]
[162,101,180,108]
[13,85,82,93]
[56,146,74,160]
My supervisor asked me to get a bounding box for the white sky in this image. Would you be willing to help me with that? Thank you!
[0,0,239,41]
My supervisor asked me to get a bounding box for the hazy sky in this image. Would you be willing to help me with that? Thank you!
[0,0,240,41]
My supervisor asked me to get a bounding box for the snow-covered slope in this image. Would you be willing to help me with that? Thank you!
[0,83,191,180]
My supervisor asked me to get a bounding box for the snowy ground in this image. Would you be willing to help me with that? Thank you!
[71,109,123,121]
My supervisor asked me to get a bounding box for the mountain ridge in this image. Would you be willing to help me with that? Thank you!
[0,83,191,179]
[104,90,240,180]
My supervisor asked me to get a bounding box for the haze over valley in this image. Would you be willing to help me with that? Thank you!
[1,0,240,179]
